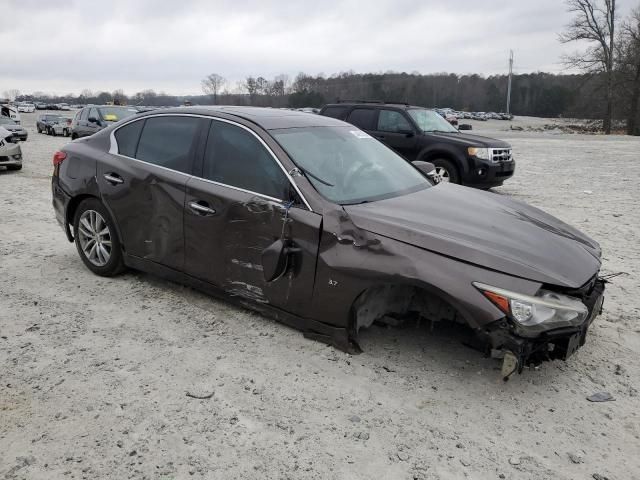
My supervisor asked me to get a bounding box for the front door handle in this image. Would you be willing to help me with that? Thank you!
[189,201,216,216]
[103,172,124,185]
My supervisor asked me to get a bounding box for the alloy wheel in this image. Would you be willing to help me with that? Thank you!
[77,210,112,267]
[435,166,451,182]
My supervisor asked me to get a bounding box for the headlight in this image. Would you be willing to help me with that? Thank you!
[467,146,490,160]
[473,282,588,329]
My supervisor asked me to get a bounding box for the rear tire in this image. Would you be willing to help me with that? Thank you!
[73,198,125,277]
[431,158,460,184]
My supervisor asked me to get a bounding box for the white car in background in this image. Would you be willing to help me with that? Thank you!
[17,103,36,113]
[1,103,21,124]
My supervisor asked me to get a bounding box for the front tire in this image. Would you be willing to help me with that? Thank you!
[431,158,460,184]
[73,198,125,277]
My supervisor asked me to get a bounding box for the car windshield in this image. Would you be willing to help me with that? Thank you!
[408,108,458,133]
[0,117,17,125]
[98,106,138,123]
[272,126,430,205]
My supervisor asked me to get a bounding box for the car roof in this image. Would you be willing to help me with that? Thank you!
[134,106,347,130]
[323,102,424,110]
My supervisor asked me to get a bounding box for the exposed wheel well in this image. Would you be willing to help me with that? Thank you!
[65,194,99,241]
[350,283,464,335]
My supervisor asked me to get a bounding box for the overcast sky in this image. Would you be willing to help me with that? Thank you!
[1,0,630,96]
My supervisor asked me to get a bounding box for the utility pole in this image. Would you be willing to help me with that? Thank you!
[506,50,513,114]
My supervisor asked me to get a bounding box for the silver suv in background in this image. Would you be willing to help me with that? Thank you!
[70,105,138,139]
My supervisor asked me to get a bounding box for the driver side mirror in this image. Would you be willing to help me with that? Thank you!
[413,161,441,184]
[88,116,100,125]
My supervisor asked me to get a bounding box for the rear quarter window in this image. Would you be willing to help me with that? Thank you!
[114,120,145,157]
[135,116,200,174]
[347,108,377,130]
[321,106,349,120]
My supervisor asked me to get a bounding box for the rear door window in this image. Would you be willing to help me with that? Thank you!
[347,108,377,130]
[114,120,145,157]
[135,116,200,174]
[201,120,289,199]
[377,109,413,133]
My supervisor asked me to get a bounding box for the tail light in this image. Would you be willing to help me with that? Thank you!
[53,151,67,166]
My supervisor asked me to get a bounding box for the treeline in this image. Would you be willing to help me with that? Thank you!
[11,70,637,124]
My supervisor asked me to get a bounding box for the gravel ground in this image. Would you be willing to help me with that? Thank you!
[1,112,639,480]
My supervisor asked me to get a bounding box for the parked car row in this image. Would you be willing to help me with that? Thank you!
[437,108,514,122]
[35,102,72,111]
[36,114,72,136]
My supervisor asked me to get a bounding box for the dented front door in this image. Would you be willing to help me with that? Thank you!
[183,178,322,316]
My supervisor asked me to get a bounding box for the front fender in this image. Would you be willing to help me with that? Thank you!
[417,144,469,175]
[310,208,541,332]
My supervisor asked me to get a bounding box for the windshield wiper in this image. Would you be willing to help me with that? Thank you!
[293,166,335,187]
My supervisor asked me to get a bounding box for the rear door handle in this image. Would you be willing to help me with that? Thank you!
[189,201,216,216]
[103,172,124,185]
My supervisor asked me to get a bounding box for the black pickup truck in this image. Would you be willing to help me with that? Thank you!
[319,102,515,188]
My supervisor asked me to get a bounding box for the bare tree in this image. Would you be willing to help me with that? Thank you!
[3,89,20,101]
[560,0,617,133]
[618,6,640,135]
[244,76,258,103]
[255,77,269,95]
[112,89,126,105]
[79,89,93,100]
[201,73,226,104]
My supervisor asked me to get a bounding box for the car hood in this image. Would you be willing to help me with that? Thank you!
[423,132,510,148]
[3,125,23,131]
[343,184,601,288]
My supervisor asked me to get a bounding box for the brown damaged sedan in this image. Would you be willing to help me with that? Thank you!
[51,107,605,378]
